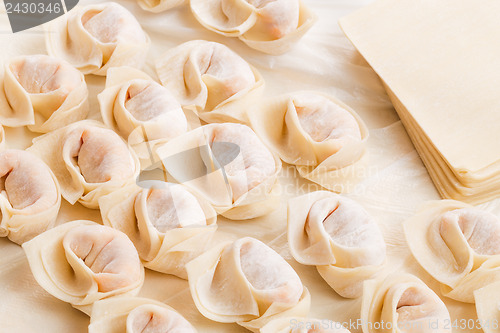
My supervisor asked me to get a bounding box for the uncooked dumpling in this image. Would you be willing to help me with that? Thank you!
[0,149,61,244]
[155,123,281,220]
[190,0,316,54]
[249,91,368,192]
[288,191,386,298]
[27,120,140,209]
[474,281,500,333]
[22,220,144,315]
[186,237,310,332]
[0,55,88,133]
[155,40,264,123]
[261,317,351,333]
[404,200,500,303]
[89,297,197,333]
[361,273,451,333]
[99,182,217,278]
[98,67,188,165]
[45,2,150,75]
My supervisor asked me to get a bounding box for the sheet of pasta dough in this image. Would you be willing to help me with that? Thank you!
[339,0,500,202]
[0,0,494,332]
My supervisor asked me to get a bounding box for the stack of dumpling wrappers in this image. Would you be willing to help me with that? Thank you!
[339,0,500,204]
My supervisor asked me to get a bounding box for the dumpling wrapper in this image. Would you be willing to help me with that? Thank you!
[0,149,61,244]
[249,92,368,192]
[261,317,351,333]
[190,0,317,55]
[99,182,217,279]
[155,123,281,220]
[404,200,500,303]
[27,120,140,209]
[45,2,151,76]
[361,273,451,333]
[474,281,500,333]
[155,40,264,124]
[0,55,88,133]
[89,297,197,333]
[186,237,310,332]
[22,220,145,315]
[137,0,186,12]
[288,191,386,298]
[98,66,188,166]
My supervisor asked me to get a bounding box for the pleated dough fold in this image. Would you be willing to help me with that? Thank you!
[0,55,89,133]
[155,40,264,124]
[27,120,140,209]
[99,182,217,279]
[22,220,145,315]
[287,191,386,298]
[404,200,500,303]
[89,297,197,333]
[155,123,281,220]
[249,92,368,192]
[186,237,310,332]
[98,66,188,166]
[190,0,316,55]
[0,149,61,244]
[45,2,151,76]
[361,273,451,333]
[261,317,351,333]
[474,281,500,333]
[137,0,186,12]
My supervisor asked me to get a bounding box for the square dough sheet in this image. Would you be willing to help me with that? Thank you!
[0,0,498,332]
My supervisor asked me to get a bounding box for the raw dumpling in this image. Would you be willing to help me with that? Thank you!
[99,182,217,278]
[27,120,140,209]
[137,0,185,12]
[98,66,188,165]
[474,281,500,333]
[0,149,61,244]
[190,0,316,54]
[0,55,88,133]
[45,2,150,76]
[287,191,386,298]
[261,317,351,333]
[249,92,368,192]
[22,220,144,315]
[89,297,196,333]
[155,123,281,220]
[361,273,451,333]
[186,237,310,332]
[155,40,264,124]
[404,200,500,303]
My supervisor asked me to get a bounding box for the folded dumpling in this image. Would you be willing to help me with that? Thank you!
[186,237,310,332]
[155,40,264,124]
[0,149,61,244]
[45,2,150,76]
[404,200,500,303]
[27,120,140,209]
[98,66,188,165]
[474,281,500,333]
[190,0,316,54]
[137,0,185,12]
[249,92,368,192]
[22,220,145,315]
[155,123,281,220]
[99,182,217,279]
[287,191,386,298]
[361,273,451,333]
[0,55,88,133]
[261,317,351,333]
[89,297,196,332]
